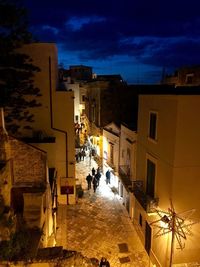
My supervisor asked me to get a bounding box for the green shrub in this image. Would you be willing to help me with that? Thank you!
[0,229,30,260]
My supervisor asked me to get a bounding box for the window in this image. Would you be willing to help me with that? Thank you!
[82,95,86,102]
[149,112,157,140]
[110,143,114,164]
[146,159,155,198]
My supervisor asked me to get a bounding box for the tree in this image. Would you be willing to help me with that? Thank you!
[0,0,41,135]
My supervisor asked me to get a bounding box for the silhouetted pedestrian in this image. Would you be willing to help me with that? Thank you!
[97,167,101,177]
[105,170,111,184]
[81,150,86,160]
[86,173,92,190]
[75,154,79,162]
[95,173,100,186]
[93,176,98,192]
[78,151,82,161]
[95,168,101,186]
[99,257,110,267]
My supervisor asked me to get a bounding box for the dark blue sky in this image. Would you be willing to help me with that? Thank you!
[23,0,200,84]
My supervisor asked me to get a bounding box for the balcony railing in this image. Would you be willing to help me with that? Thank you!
[133,180,159,213]
[119,165,131,177]
[119,165,132,191]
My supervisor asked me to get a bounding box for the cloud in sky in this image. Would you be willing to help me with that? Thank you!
[66,16,106,31]
[23,0,200,84]
[41,25,59,35]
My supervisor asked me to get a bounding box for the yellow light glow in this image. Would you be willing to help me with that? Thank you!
[160,220,169,229]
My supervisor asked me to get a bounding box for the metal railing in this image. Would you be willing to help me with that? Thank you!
[119,165,132,191]
[132,180,159,213]
[119,165,131,177]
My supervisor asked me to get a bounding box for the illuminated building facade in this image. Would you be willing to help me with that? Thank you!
[103,122,120,187]
[119,124,137,218]
[16,43,76,205]
[134,94,200,266]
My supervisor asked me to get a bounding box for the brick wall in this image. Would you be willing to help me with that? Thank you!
[9,137,47,186]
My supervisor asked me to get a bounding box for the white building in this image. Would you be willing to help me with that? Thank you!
[102,122,120,188]
[119,124,137,218]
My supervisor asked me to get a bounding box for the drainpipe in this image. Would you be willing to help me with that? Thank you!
[48,56,68,178]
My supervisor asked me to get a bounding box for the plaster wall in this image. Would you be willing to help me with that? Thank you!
[136,95,200,266]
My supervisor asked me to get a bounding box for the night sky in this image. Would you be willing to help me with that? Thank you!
[23,0,200,84]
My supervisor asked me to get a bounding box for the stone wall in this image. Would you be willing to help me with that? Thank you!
[9,137,47,186]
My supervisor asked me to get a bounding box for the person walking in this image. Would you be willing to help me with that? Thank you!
[105,170,111,184]
[99,257,110,267]
[95,173,100,187]
[78,151,82,161]
[95,167,101,186]
[81,150,86,161]
[75,153,79,163]
[97,167,101,175]
[92,175,98,193]
[86,173,92,190]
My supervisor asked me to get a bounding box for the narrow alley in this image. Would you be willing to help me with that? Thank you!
[56,151,150,267]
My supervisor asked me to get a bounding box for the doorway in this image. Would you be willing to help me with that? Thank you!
[145,221,152,255]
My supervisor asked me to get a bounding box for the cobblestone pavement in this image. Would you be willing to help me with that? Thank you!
[56,152,150,267]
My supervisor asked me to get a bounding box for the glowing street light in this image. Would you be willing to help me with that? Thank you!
[150,199,198,267]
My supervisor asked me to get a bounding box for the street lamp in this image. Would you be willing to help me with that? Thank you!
[150,199,198,267]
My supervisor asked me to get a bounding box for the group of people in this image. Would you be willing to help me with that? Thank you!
[76,149,86,162]
[86,167,101,192]
[86,168,112,192]
[76,139,97,164]
[74,121,85,135]
[75,142,89,162]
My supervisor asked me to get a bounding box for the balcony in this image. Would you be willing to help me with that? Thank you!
[119,165,132,191]
[132,180,159,213]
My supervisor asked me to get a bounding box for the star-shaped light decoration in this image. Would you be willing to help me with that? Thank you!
[150,199,198,249]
